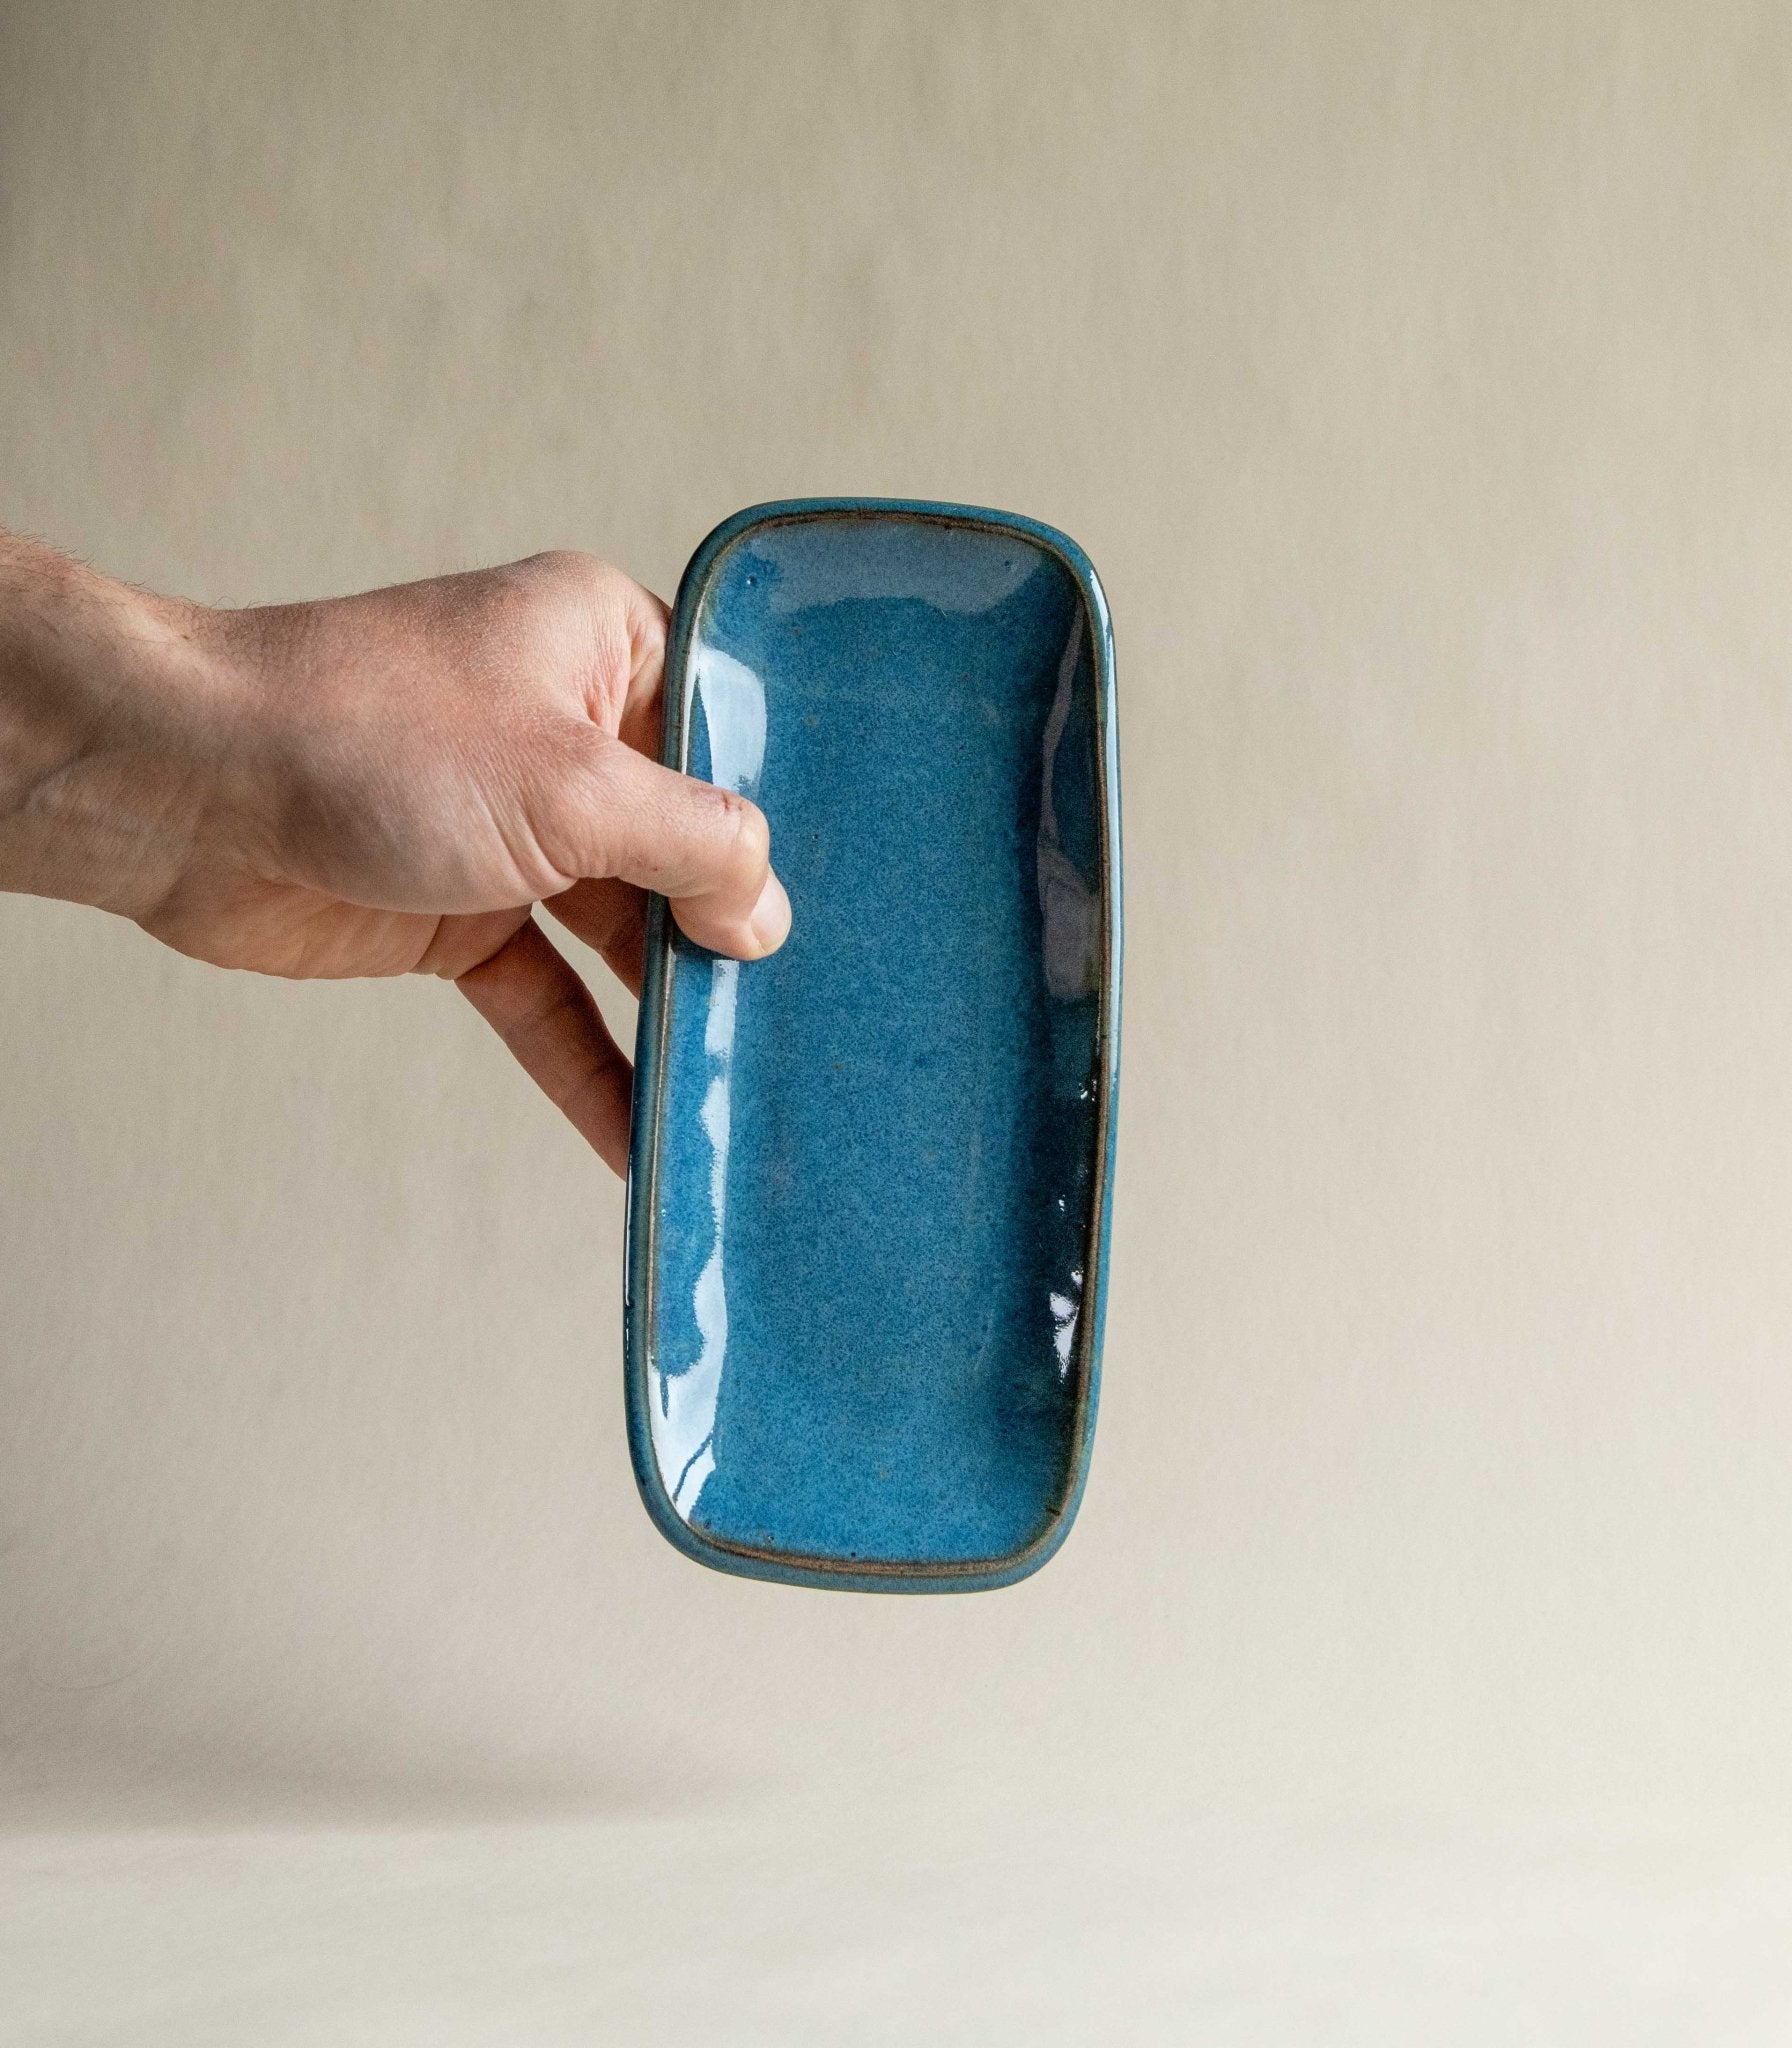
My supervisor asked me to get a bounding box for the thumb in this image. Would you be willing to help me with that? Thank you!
[542,725,791,958]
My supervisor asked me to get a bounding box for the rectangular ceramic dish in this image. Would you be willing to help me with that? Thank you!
[625,500,1120,1591]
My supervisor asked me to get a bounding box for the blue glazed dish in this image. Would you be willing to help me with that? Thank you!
[625,500,1120,1592]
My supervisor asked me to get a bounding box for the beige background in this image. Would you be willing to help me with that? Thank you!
[6,3,1792,2038]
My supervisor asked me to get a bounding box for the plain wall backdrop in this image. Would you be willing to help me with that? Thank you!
[6,0,1792,1847]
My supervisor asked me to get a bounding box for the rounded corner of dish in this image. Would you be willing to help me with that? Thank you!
[677,500,819,598]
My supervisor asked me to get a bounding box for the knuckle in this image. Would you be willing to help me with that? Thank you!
[717,788,771,886]
[496,554,610,642]
[513,554,662,714]
[522,548,608,590]
[474,560,558,648]
[629,588,668,666]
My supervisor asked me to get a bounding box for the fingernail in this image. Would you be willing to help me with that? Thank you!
[749,872,792,955]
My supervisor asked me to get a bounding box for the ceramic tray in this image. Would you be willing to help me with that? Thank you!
[625,500,1120,1591]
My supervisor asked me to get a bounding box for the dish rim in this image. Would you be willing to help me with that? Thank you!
[624,497,1122,1594]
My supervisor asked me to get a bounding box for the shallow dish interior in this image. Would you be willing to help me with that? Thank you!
[635,507,1111,1585]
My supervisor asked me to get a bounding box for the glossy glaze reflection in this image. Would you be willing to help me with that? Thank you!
[628,502,1120,1592]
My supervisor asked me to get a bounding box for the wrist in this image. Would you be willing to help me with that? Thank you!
[0,537,245,917]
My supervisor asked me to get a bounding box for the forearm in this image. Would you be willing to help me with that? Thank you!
[0,534,240,917]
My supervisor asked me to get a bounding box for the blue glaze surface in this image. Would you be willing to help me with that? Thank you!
[626,501,1120,1592]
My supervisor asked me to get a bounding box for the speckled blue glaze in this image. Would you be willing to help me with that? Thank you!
[626,501,1120,1592]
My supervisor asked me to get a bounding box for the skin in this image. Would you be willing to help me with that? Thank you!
[0,532,790,1175]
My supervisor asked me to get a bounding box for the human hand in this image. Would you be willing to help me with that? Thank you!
[0,537,789,1173]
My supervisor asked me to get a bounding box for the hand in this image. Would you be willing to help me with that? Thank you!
[0,537,790,1174]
